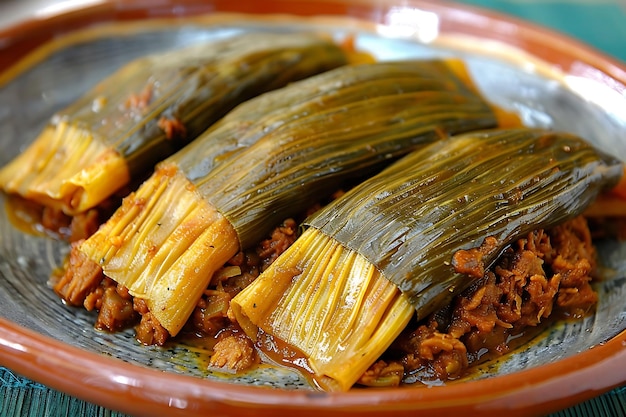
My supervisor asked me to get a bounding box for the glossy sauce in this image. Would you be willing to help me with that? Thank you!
[4,195,66,239]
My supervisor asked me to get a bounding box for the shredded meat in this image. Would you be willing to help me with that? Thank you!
[134,299,169,346]
[158,116,187,140]
[68,209,101,242]
[40,207,100,242]
[257,218,298,271]
[358,360,405,387]
[451,236,500,279]
[55,244,138,333]
[190,290,231,337]
[549,217,598,317]
[14,192,118,243]
[53,241,103,306]
[219,252,260,298]
[125,83,153,110]
[362,216,599,386]
[209,331,259,372]
[402,323,468,381]
[94,283,137,332]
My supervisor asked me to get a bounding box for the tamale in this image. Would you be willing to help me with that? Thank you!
[230,128,624,391]
[75,59,499,337]
[0,32,348,214]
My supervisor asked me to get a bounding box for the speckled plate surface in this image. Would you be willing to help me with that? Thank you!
[0,1,625,416]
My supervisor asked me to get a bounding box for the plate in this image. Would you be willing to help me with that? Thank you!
[1,1,625,416]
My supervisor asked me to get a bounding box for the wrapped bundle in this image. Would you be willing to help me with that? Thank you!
[230,128,624,391]
[71,59,500,337]
[0,32,348,214]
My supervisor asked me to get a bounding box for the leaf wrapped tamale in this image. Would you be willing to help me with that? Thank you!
[230,128,624,391]
[75,59,500,337]
[0,32,348,214]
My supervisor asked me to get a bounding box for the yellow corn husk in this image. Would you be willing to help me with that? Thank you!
[0,121,130,212]
[0,32,348,215]
[230,228,414,392]
[79,163,239,335]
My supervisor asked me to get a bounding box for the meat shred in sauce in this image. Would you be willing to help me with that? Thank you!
[359,216,598,386]
[55,209,601,386]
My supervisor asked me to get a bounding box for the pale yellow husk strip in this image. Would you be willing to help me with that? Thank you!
[79,163,238,336]
[230,228,414,391]
[0,121,129,214]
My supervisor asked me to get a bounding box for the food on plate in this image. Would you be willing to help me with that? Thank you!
[359,215,599,387]
[59,59,500,338]
[0,32,348,215]
[35,40,625,390]
[230,128,624,391]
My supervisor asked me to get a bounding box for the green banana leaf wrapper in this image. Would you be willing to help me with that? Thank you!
[0,32,348,214]
[304,128,624,319]
[59,31,349,173]
[180,60,499,248]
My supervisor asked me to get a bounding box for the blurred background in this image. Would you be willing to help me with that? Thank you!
[0,0,625,62]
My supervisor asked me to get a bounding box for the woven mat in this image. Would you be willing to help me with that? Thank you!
[2,367,626,416]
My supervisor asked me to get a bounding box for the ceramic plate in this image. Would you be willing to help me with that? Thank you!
[1,1,625,416]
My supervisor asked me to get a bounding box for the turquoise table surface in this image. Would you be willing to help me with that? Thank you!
[1,1,625,416]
